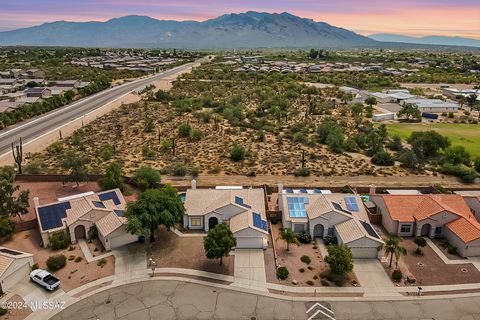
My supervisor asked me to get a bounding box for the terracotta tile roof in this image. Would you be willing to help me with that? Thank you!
[446,217,480,243]
[380,194,472,222]
[96,212,125,237]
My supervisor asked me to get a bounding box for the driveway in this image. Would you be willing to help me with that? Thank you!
[13,277,66,310]
[232,249,267,292]
[353,259,397,296]
[112,243,148,282]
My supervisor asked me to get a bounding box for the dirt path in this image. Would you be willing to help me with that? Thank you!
[162,174,480,188]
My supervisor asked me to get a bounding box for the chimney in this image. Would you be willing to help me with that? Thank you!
[33,196,40,208]
[278,184,283,196]
[191,179,197,190]
[369,184,376,195]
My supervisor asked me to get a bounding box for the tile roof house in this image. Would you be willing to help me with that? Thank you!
[371,194,480,257]
[278,185,383,258]
[0,247,33,293]
[183,182,268,249]
[34,189,137,251]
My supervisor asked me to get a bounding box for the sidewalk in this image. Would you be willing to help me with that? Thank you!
[77,238,114,263]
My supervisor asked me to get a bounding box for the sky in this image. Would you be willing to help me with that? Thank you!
[0,0,479,39]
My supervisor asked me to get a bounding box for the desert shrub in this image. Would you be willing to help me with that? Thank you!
[276,266,289,280]
[189,129,204,141]
[392,269,403,282]
[178,123,192,137]
[447,245,458,254]
[133,166,161,190]
[0,217,15,238]
[155,89,171,102]
[321,279,330,286]
[68,255,75,261]
[301,255,312,264]
[371,150,394,166]
[141,145,156,159]
[97,258,107,268]
[297,231,312,244]
[31,263,39,270]
[313,275,318,280]
[308,266,313,271]
[49,231,69,250]
[230,143,245,161]
[46,254,67,271]
[441,163,478,183]
[74,256,83,263]
[306,280,314,286]
[269,213,278,224]
[47,141,63,155]
[324,234,337,246]
[0,308,7,316]
[191,167,200,177]
[160,139,173,152]
[99,144,114,161]
[299,268,305,273]
[294,167,311,177]
[171,162,188,176]
[24,161,42,174]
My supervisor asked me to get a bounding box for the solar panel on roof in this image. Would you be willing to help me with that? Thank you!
[331,202,351,215]
[286,188,293,193]
[98,191,121,205]
[287,197,308,218]
[252,212,268,231]
[360,220,380,239]
[114,209,125,217]
[344,197,359,211]
[92,201,106,209]
[235,196,252,209]
[38,202,71,231]
[314,189,322,193]
[300,188,308,193]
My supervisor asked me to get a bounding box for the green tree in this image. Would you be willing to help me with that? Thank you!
[466,93,479,119]
[365,96,378,107]
[203,223,236,265]
[61,150,88,187]
[408,131,450,161]
[414,237,427,254]
[126,186,184,242]
[99,162,124,191]
[475,157,480,172]
[443,145,471,166]
[279,228,300,251]
[325,129,344,153]
[384,236,406,268]
[386,135,402,151]
[133,166,161,191]
[0,168,29,220]
[399,150,420,169]
[398,103,421,121]
[371,150,394,166]
[351,103,364,117]
[99,144,114,161]
[325,244,353,275]
[230,143,245,162]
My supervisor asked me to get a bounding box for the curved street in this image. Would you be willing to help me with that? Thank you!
[51,279,480,320]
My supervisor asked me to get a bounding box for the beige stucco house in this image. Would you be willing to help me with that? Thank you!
[34,189,137,251]
[183,183,268,249]
[0,247,34,293]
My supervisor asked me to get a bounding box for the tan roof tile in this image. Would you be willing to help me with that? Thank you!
[96,213,123,237]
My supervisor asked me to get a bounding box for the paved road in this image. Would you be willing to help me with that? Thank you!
[0,61,197,157]
[51,280,480,320]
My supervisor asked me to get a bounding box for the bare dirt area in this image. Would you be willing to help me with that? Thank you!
[149,226,234,276]
[13,181,102,223]
[2,294,32,320]
[266,223,357,287]
[0,229,114,292]
[381,238,480,286]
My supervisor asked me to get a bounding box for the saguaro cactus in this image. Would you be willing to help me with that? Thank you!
[11,137,23,174]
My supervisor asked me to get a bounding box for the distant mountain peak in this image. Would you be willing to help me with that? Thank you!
[369,33,480,48]
[0,12,376,48]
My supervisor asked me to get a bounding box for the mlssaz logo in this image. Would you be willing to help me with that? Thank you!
[305,302,336,320]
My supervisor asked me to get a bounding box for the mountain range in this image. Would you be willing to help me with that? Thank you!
[0,12,377,48]
[369,34,480,48]
[0,12,478,49]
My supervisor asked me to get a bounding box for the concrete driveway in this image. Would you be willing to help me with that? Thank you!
[232,249,267,292]
[13,277,66,309]
[353,259,397,296]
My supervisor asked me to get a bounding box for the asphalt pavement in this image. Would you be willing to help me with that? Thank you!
[0,61,196,157]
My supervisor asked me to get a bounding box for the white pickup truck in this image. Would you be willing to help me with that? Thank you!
[30,269,61,291]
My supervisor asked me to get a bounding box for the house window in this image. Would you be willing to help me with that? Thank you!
[191,217,201,227]
[400,224,411,233]
[435,227,442,234]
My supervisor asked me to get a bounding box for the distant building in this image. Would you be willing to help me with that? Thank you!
[24,87,51,98]
[52,80,81,88]
[405,99,459,113]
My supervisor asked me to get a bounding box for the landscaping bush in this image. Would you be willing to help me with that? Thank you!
[276,266,289,280]
[230,143,245,161]
[324,234,337,246]
[306,280,314,286]
[97,258,107,268]
[49,231,69,250]
[321,279,330,286]
[307,266,313,271]
[297,231,312,244]
[269,213,278,224]
[447,245,458,254]
[299,268,305,273]
[31,263,39,271]
[294,167,311,177]
[74,256,83,263]
[0,216,15,238]
[371,150,395,166]
[46,254,67,271]
[392,269,403,282]
[0,307,8,316]
[300,255,312,265]
[171,162,188,176]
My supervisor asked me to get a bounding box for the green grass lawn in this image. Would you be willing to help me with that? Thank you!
[385,123,480,158]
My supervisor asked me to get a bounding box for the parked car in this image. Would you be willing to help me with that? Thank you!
[30,269,60,291]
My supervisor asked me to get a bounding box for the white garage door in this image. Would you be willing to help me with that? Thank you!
[350,247,378,259]
[236,237,263,249]
[2,263,30,292]
[110,233,138,249]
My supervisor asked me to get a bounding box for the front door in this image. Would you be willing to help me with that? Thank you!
[208,217,219,230]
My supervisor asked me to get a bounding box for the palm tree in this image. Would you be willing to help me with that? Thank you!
[279,228,299,251]
[466,94,479,119]
[384,236,406,268]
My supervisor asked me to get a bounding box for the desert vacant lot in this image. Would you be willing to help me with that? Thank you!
[385,123,480,157]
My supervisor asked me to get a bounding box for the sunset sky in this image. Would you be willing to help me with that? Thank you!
[1,0,479,39]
